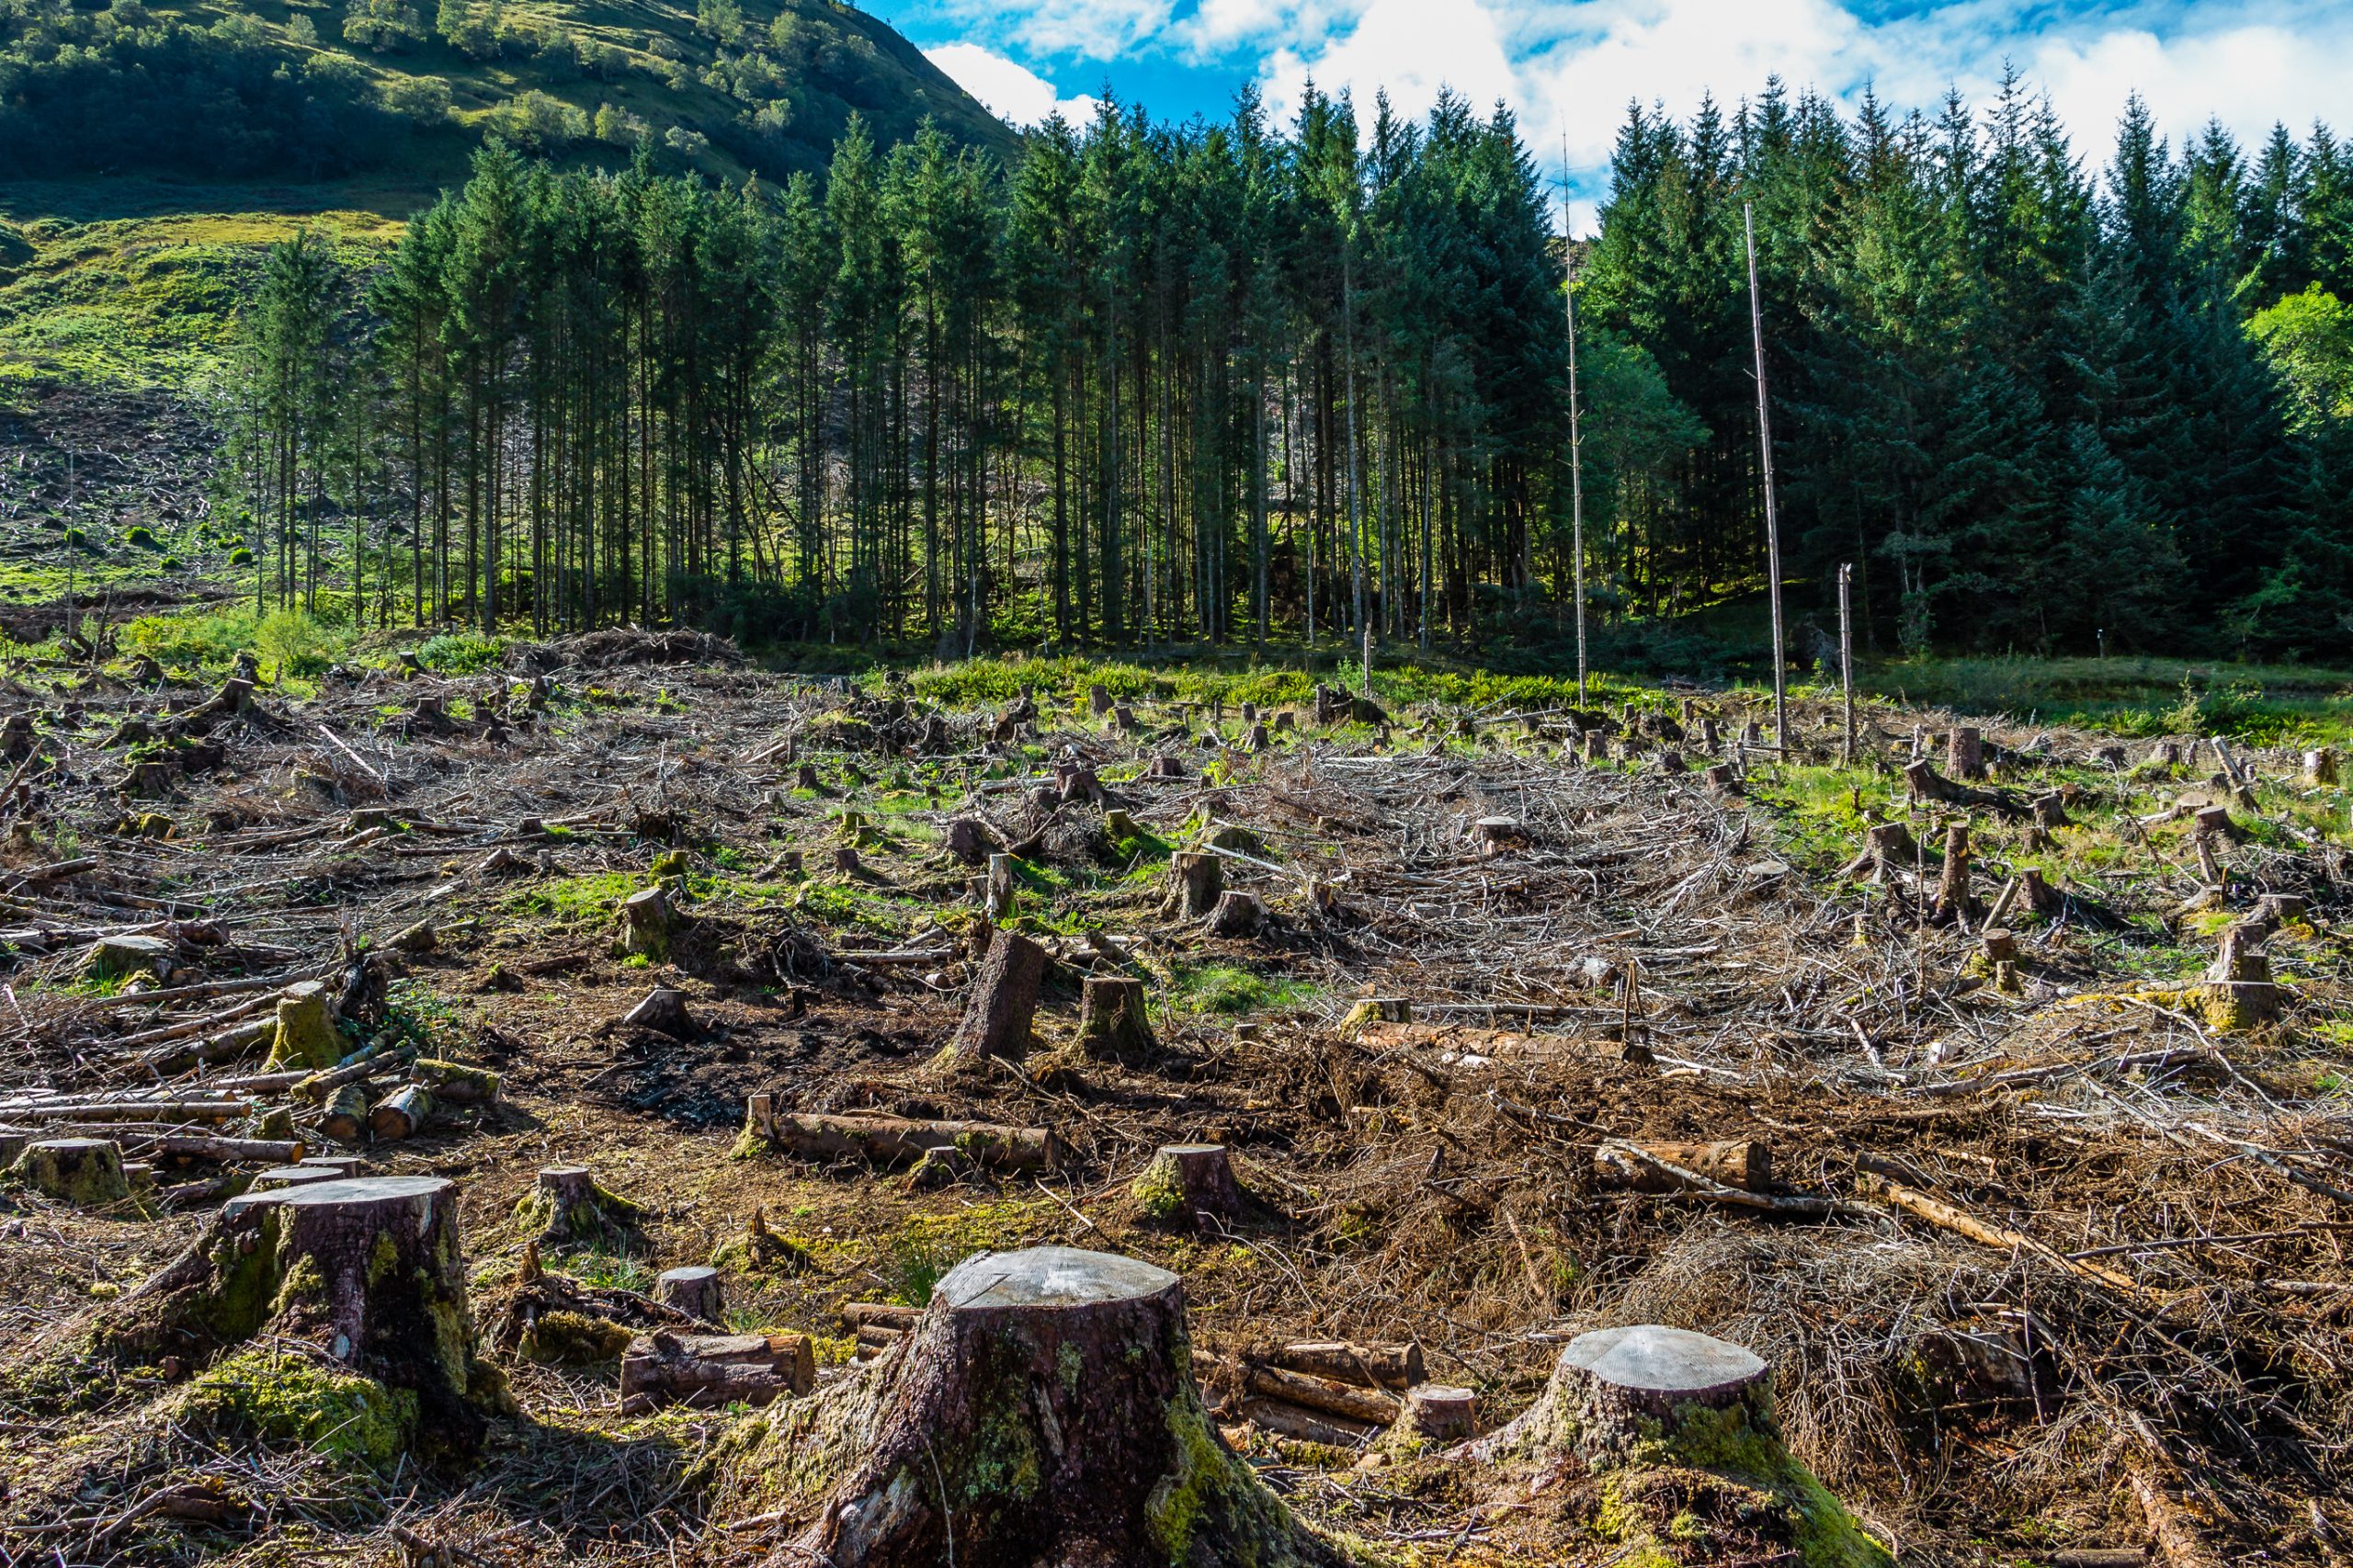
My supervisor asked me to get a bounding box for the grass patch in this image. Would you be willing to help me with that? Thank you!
[1168,962,1320,1017]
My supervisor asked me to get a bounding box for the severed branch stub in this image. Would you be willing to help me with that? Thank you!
[712,1246,1339,1567]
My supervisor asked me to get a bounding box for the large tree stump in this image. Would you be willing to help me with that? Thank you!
[1075,975,1156,1062]
[1131,1143,1243,1229]
[11,1137,131,1205]
[1947,726,1985,780]
[516,1165,642,1252]
[264,981,344,1072]
[944,816,1002,867]
[622,986,699,1039]
[1932,823,1975,925]
[81,933,176,986]
[720,1246,1337,1568]
[85,1176,506,1455]
[1161,851,1223,921]
[944,930,1047,1064]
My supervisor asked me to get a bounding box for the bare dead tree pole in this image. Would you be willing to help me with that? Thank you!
[1838,562,1855,764]
[1564,142,1588,709]
[1744,202,1788,751]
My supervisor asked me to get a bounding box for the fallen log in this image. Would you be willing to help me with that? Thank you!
[1245,1364,1401,1426]
[1237,1397,1376,1448]
[0,1098,252,1122]
[618,1330,816,1414]
[1595,1140,1771,1194]
[747,1103,1063,1173]
[131,1135,305,1166]
[1272,1341,1426,1391]
[1867,1175,2162,1308]
[1903,759,2029,818]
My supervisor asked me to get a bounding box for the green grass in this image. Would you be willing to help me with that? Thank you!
[1849,654,2353,746]
[1168,962,1321,1017]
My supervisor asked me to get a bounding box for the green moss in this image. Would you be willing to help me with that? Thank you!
[1598,1398,1892,1568]
[1131,1154,1187,1221]
[519,1310,633,1365]
[171,1346,418,1471]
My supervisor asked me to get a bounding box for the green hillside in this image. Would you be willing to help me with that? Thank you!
[0,0,1016,187]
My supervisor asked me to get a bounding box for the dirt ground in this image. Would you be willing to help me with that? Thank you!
[0,631,2348,1566]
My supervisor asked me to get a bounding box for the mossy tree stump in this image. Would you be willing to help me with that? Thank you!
[1131,1144,1242,1230]
[618,886,676,959]
[724,1246,1337,1567]
[11,1137,131,1205]
[1459,1324,1890,1568]
[944,930,1047,1065]
[2203,923,2282,1030]
[1074,975,1156,1063]
[517,1165,643,1253]
[86,1175,506,1456]
[264,981,344,1072]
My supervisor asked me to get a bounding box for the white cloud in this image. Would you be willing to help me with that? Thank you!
[928,0,1175,60]
[1262,0,1520,129]
[926,42,1101,127]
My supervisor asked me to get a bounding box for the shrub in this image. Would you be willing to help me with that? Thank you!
[415,630,506,675]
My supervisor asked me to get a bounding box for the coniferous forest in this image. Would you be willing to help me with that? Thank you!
[225,76,2353,662]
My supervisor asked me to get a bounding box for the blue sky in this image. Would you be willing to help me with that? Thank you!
[864,0,2353,233]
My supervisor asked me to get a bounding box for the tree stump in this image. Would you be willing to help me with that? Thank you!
[1132,1143,1243,1230]
[2031,791,2070,829]
[1981,928,2019,965]
[623,986,698,1038]
[618,886,676,960]
[945,929,1047,1063]
[944,816,1001,867]
[81,933,176,986]
[1075,975,1156,1062]
[1465,1324,1769,1470]
[517,1165,642,1252]
[2203,924,2282,1030]
[654,1265,726,1324]
[2305,749,2337,785]
[1162,851,1223,921]
[1837,822,1916,881]
[264,981,344,1072]
[1702,763,1740,794]
[1149,755,1186,779]
[1932,823,1975,925]
[1058,767,1108,807]
[1088,683,1114,718]
[1947,726,1985,780]
[1245,722,1271,752]
[1394,1385,1477,1442]
[11,1137,131,1205]
[247,1164,348,1192]
[834,845,864,875]
[1206,889,1265,937]
[730,1246,1336,1568]
[92,1176,506,1454]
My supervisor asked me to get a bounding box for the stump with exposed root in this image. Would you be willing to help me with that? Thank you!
[264,981,344,1072]
[709,1246,1338,1568]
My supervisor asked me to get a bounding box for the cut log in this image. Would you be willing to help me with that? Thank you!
[1594,1140,1771,1195]
[750,1108,1063,1174]
[263,981,343,1072]
[1205,889,1265,938]
[367,1085,435,1142]
[1239,1398,1376,1448]
[1132,1143,1242,1230]
[321,1082,370,1144]
[619,1329,812,1414]
[1275,1342,1426,1391]
[1161,850,1224,921]
[10,1137,131,1205]
[1074,974,1156,1062]
[414,1058,501,1107]
[943,930,1047,1063]
[1247,1363,1401,1426]
[654,1265,726,1324]
[142,1135,305,1166]
[722,1246,1339,1567]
